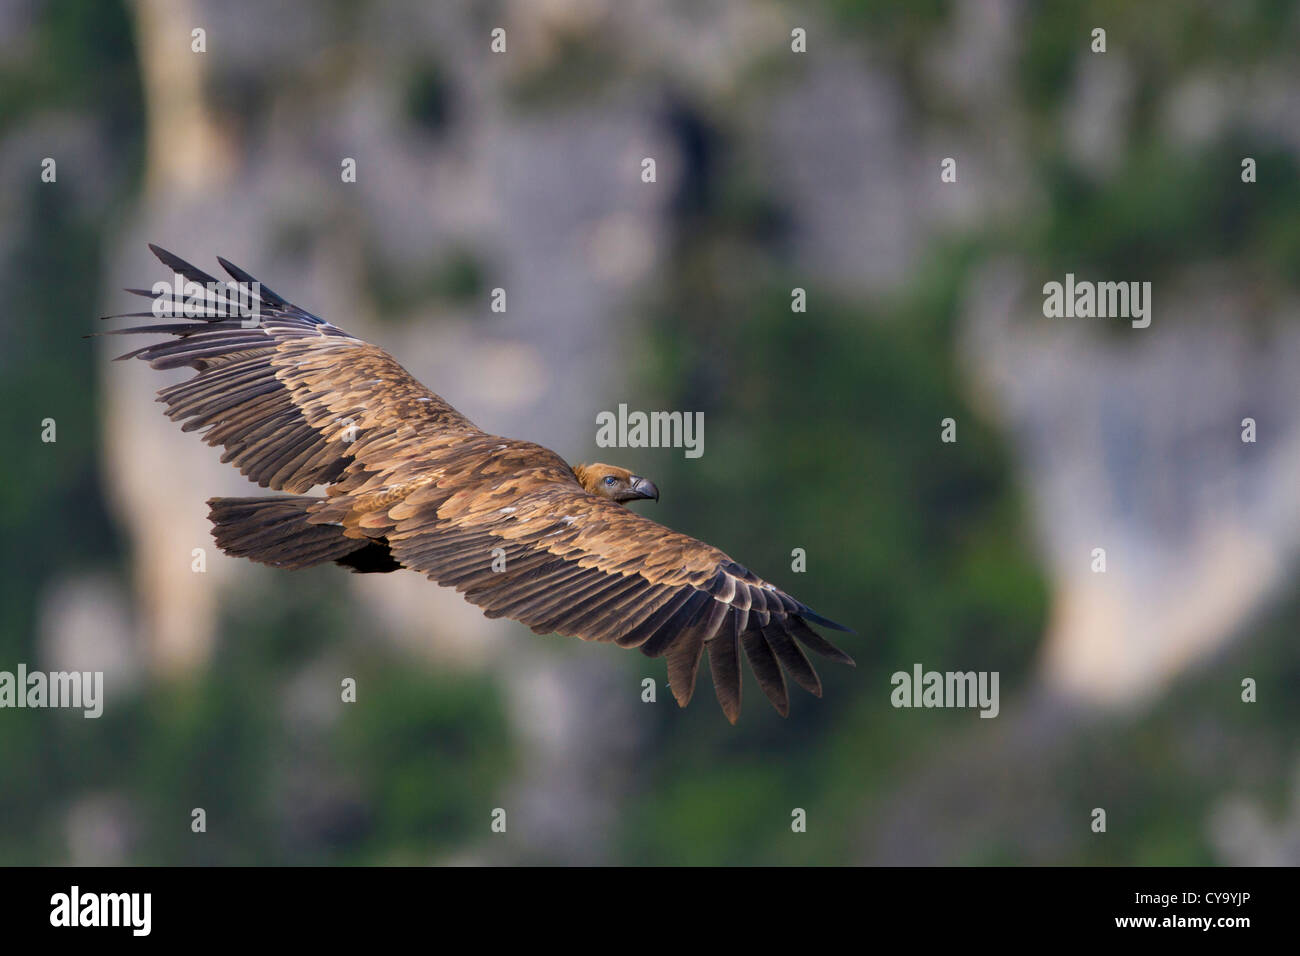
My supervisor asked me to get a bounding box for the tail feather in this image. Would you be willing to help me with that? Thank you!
[207,495,399,572]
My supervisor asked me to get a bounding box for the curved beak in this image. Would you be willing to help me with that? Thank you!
[629,476,659,502]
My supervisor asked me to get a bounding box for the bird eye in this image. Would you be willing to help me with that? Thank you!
[603,476,617,486]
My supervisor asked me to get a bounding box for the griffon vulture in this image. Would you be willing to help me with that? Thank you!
[100,246,854,722]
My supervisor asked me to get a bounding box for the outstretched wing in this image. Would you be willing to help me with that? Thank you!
[99,244,481,492]
[365,470,855,722]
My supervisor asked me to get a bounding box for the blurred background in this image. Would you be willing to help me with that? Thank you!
[2,0,1299,865]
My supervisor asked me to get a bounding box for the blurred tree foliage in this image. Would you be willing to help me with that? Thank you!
[0,0,140,864]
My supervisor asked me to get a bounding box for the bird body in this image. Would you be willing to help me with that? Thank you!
[101,246,854,722]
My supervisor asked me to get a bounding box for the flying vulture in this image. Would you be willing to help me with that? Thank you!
[100,245,854,721]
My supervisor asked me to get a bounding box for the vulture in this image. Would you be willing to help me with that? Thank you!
[100,245,854,722]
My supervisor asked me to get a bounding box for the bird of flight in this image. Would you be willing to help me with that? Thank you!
[101,246,854,722]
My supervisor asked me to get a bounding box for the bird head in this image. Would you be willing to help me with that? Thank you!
[573,463,660,505]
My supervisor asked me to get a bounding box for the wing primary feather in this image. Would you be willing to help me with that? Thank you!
[762,620,822,697]
[665,609,711,708]
[741,627,789,716]
[786,617,856,667]
[706,613,743,724]
[216,256,292,310]
[148,244,223,288]
[797,604,854,633]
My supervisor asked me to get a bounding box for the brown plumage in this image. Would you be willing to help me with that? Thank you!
[99,245,855,722]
